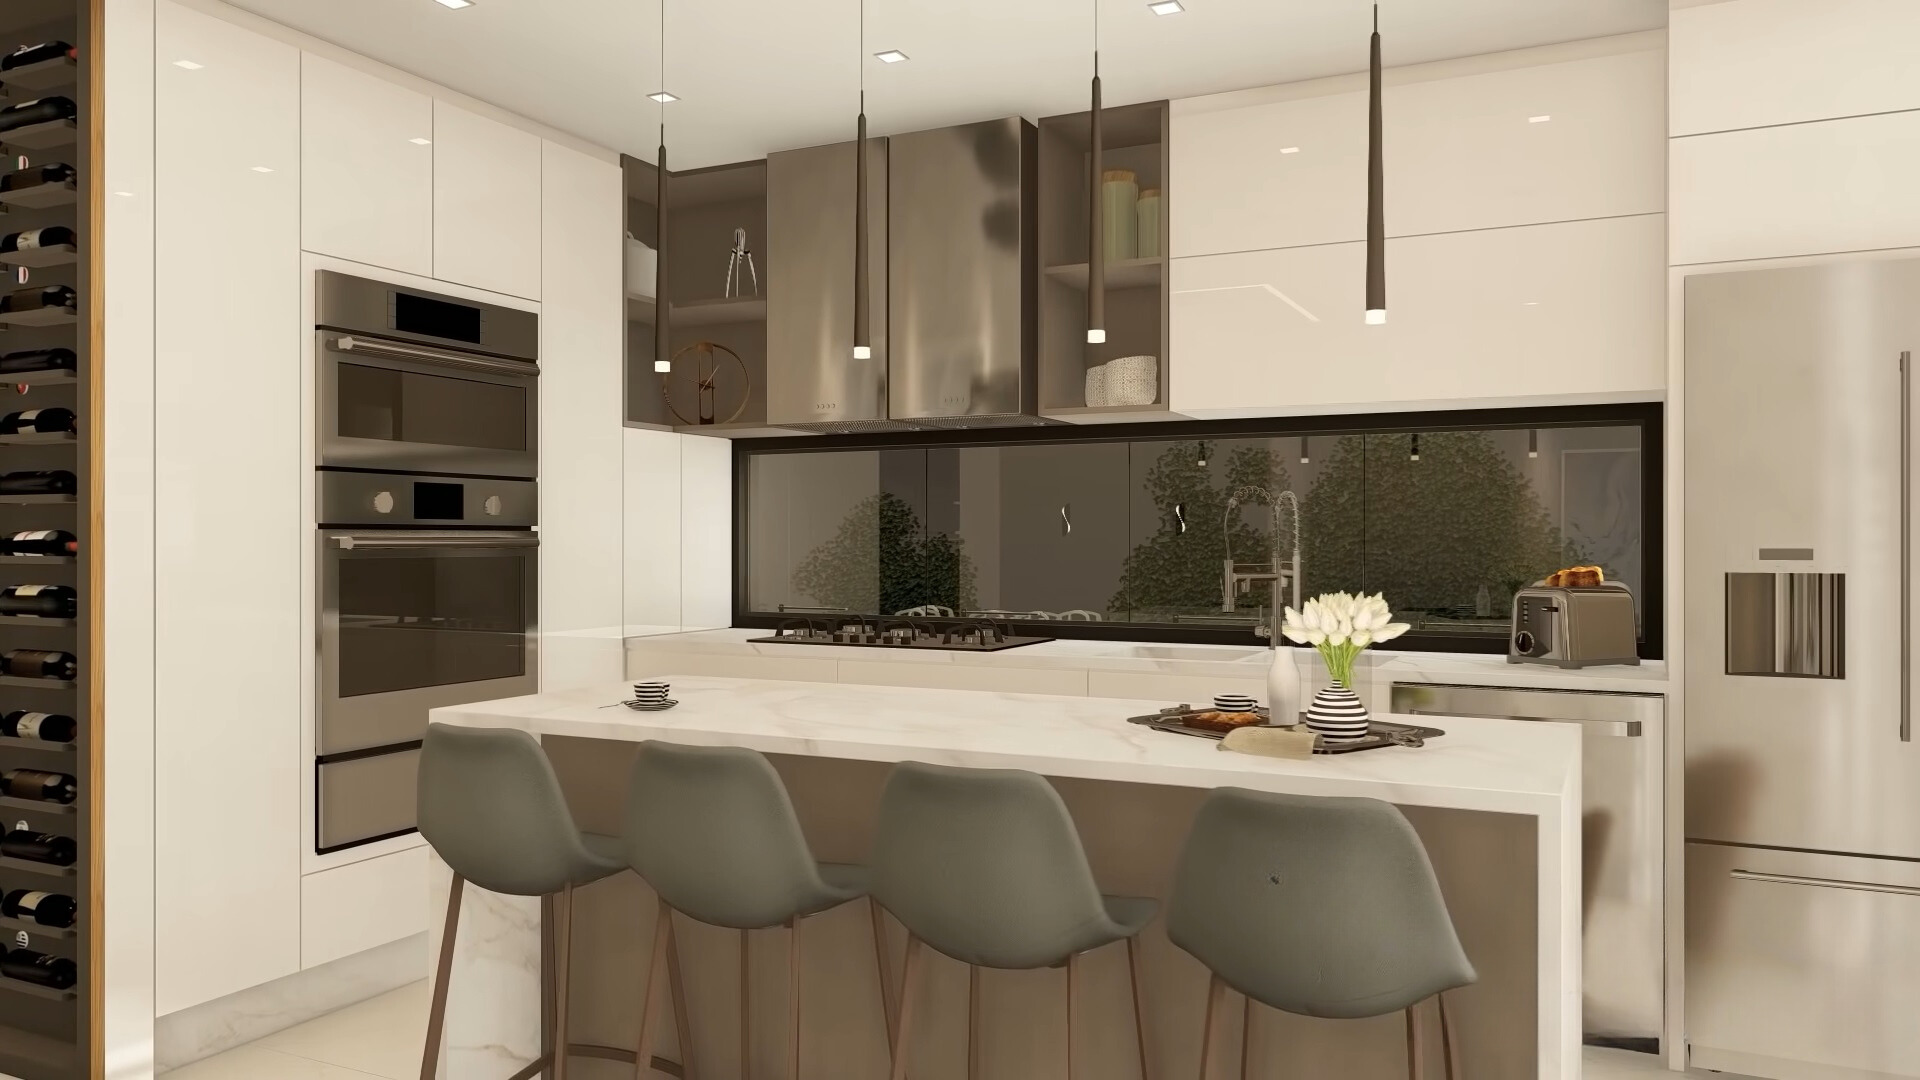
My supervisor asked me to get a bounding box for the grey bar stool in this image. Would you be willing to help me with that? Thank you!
[622,742,893,1080]
[870,761,1157,1080]
[416,723,630,1080]
[1166,788,1477,1080]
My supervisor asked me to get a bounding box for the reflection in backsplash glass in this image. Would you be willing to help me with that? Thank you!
[741,419,1648,647]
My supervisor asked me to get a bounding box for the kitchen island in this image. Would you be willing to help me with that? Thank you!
[426,676,1580,1080]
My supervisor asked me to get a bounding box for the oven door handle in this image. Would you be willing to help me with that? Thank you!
[326,334,540,378]
[333,532,540,551]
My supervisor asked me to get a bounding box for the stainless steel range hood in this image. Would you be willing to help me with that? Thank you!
[768,116,1045,432]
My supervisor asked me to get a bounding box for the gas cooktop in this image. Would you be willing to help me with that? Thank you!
[746,615,1054,652]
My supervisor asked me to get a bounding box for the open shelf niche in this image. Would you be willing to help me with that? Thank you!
[1036,99,1175,423]
[0,2,94,1076]
[622,154,782,436]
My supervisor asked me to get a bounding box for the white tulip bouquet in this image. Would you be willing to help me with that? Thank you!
[1280,592,1411,688]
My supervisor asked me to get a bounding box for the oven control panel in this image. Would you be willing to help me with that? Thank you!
[320,470,536,528]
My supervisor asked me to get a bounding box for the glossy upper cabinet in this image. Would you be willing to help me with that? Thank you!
[434,100,543,299]
[1169,214,1666,417]
[300,54,435,275]
[1172,45,1665,259]
[1671,0,1920,136]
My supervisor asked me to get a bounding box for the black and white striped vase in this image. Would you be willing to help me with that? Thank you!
[1305,684,1372,742]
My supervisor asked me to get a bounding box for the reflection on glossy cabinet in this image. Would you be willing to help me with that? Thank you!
[434,100,543,300]
[156,0,304,1014]
[300,53,434,275]
[1671,0,1920,136]
[1168,214,1666,417]
[1172,44,1664,258]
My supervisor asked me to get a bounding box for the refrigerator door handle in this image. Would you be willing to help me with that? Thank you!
[1732,868,1920,899]
[1905,351,1913,742]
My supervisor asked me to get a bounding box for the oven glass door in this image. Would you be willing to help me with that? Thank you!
[317,332,539,478]
[319,530,539,756]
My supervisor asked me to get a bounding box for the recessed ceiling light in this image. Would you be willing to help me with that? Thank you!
[1149,0,1185,14]
[172,59,203,69]
[409,137,432,145]
[1279,146,1300,154]
[874,49,909,63]
[432,0,474,8]
[250,165,274,173]
[1528,114,1552,123]
[648,91,679,104]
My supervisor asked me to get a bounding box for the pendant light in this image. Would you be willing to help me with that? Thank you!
[852,0,872,360]
[1364,4,1386,325]
[1086,0,1105,346]
[653,0,673,373]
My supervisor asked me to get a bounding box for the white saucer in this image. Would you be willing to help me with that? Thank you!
[624,698,679,712]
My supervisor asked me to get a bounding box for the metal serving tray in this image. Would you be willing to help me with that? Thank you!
[1125,705,1445,755]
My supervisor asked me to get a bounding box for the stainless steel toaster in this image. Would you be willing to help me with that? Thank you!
[1508,583,1640,667]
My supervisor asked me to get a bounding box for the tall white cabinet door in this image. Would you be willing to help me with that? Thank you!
[540,142,623,688]
[300,53,434,275]
[155,0,303,1014]
[434,101,543,300]
[1169,214,1666,417]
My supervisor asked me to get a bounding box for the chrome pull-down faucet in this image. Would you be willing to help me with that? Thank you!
[1221,487,1303,640]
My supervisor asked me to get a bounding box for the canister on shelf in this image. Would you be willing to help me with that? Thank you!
[1102,168,1138,262]
[1136,188,1161,259]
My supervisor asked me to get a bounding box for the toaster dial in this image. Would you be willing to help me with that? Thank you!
[1514,629,1539,656]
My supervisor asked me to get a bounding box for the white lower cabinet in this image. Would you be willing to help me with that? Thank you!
[155,0,304,1014]
[1168,214,1666,417]
[301,846,430,970]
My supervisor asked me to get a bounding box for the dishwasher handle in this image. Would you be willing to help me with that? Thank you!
[1733,869,1920,899]
[1400,707,1642,738]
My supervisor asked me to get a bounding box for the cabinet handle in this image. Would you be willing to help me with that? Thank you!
[1060,504,1072,537]
[1904,351,1913,742]
[1732,869,1920,898]
[1399,707,1641,737]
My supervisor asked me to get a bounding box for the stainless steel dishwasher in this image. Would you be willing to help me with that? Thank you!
[1390,682,1665,1054]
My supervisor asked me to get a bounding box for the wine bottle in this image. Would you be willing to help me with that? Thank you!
[0,226,74,254]
[1,711,74,742]
[0,284,75,314]
[1,947,76,989]
[0,42,74,72]
[1,888,75,928]
[0,97,76,134]
[0,828,73,866]
[2,650,75,680]
[0,163,74,193]
[0,585,73,619]
[0,471,75,495]
[0,530,75,556]
[0,408,74,435]
[0,769,75,804]
[0,348,75,376]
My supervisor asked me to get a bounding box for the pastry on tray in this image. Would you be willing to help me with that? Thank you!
[1183,710,1267,734]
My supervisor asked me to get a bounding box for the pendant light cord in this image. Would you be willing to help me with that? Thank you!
[658,0,666,144]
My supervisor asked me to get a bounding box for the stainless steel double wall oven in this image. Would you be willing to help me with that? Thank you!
[314,271,540,852]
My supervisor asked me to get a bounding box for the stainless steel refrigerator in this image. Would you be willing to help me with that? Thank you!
[1685,258,1920,1080]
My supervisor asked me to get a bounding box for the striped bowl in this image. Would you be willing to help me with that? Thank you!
[1304,685,1372,743]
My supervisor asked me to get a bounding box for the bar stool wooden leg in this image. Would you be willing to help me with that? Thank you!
[967,965,980,1080]
[740,929,753,1080]
[666,911,698,1080]
[887,936,925,1080]
[1437,993,1462,1080]
[1196,974,1226,1080]
[420,874,465,1080]
[1065,953,1081,1080]
[787,916,802,1080]
[554,883,575,1080]
[541,894,556,1080]
[1404,1002,1428,1080]
[1125,938,1150,1080]
[868,899,897,1054]
[1238,997,1251,1080]
[634,897,671,1080]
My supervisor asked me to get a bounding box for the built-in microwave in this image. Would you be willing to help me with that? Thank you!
[315,270,540,479]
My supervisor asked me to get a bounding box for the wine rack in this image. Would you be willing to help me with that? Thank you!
[0,1,93,1077]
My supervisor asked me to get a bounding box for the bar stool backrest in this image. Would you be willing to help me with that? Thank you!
[418,723,599,897]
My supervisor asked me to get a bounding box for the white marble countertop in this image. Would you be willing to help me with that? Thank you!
[432,676,1579,816]
[623,627,1669,694]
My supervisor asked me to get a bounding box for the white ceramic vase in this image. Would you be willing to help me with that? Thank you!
[1266,646,1301,726]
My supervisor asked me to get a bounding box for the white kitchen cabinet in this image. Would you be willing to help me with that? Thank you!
[680,435,734,629]
[1172,44,1664,259]
[301,847,428,970]
[155,0,303,1014]
[541,141,624,688]
[1671,0,1920,137]
[300,53,434,276]
[624,426,684,636]
[434,101,543,300]
[1169,214,1666,417]
[1671,109,1920,266]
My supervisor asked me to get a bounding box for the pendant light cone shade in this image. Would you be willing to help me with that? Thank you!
[1086,0,1105,347]
[1364,4,1386,325]
[854,102,871,360]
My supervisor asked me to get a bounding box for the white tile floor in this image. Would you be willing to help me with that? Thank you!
[159,980,1733,1079]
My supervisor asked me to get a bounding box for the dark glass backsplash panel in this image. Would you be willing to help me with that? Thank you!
[739,415,1653,651]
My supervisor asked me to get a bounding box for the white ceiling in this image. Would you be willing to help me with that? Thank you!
[223,0,1665,170]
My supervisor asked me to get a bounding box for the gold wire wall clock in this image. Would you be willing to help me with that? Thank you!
[660,340,752,426]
